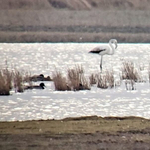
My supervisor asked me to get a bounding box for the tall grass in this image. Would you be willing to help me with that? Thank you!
[0,68,31,95]
[121,61,144,90]
[68,65,90,91]
[97,70,115,89]
[53,66,90,91]
[89,73,97,85]
[1,61,150,95]
[53,70,70,91]
[13,70,24,92]
[121,61,142,82]
[125,80,136,90]
[0,69,12,95]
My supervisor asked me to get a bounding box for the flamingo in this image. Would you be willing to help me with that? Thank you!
[89,39,118,71]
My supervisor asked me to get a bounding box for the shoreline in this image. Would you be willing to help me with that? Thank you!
[1,31,150,43]
[0,115,148,123]
[1,115,150,150]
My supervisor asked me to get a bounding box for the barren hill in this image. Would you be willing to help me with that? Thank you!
[1,0,150,10]
[0,0,51,9]
[0,0,150,42]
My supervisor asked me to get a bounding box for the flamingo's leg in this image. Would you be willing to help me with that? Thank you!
[100,56,103,72]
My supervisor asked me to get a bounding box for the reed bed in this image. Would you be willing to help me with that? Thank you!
[89,73,97,85]
[68,65,90,91]
[53,71,70,91]
[0,68,12,95]
[97,70,115,89]
[53,65,90,91]
[121,61,142,82]
[0,68,32,95]
[1,60,150,95]
[13,70,24,93]
[121,61,145,90]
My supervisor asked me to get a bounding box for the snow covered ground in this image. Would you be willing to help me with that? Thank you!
[0,43,150,121]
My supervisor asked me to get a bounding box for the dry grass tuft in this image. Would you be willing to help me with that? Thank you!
[68,65,90,91]
[13,70,24,92]
[97,70,115,89]
[53,70,70,91]
[121,61,142,82]
[0,69,13,95]
[53,66,90,91]
[89,73,97,85]
[125,80,136,90]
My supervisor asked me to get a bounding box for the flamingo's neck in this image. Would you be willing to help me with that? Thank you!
[109,41,117,55]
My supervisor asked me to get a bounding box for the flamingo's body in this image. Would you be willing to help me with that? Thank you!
[89,39,118,71]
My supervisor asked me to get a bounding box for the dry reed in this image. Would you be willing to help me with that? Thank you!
[97,70,115,89]
[89,73,97,85]
[53,70,70,91]
[0,68,12,95]
[121,61,142,82]
[125,80,136,90]
[67,65,90,91]
[53,66,90,91]
[13,70,24,92]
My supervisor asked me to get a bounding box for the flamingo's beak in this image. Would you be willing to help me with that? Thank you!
[115,42,118,49]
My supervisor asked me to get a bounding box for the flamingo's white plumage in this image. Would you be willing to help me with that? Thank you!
[89,39,118,71]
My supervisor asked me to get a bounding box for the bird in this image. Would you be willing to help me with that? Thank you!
[29,74,52,82]
[89,39,118,71]
[24,83,46,90]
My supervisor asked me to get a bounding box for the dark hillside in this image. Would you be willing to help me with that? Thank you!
[0,0,52,9]
[0,0,150,42]
[1,0,150,10]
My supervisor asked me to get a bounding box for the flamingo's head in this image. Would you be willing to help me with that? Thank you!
[110,39,118,49]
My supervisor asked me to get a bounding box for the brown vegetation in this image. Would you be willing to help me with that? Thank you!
[0,68,32,95]
[53,66,90,91]
[121,61,144,90]
[68,65,90,91]
[121,61,142,82]
[97,70,115,89]
[89,73,97,85]
[0,69,12,95]
[1,61,150,95]
[53,70,70,91]
[13,70,24,93]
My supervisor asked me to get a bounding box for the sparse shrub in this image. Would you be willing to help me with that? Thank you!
[53,70,70,91]
[0,68,13,95]
[121,61,142,82]
[125,80,136,90]
[97,73,107,89]
[13,70,24,92]
[97,70,115,89]
[53,66,90,91]
[89,73,97,85]
[67,65,90,91]
[105,71,115,88]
